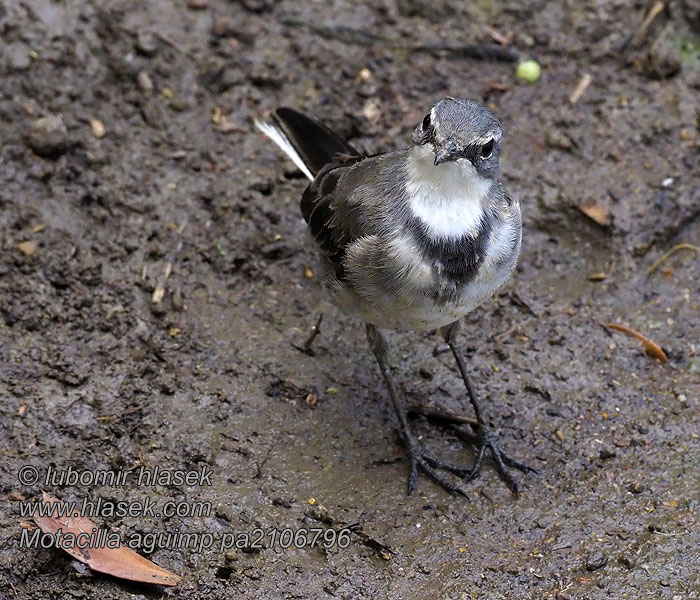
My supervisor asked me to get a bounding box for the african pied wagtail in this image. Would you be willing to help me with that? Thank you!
[256,98,533,497]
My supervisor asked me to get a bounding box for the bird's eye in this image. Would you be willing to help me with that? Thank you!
[480,139,494,159]
[422,113,432,131]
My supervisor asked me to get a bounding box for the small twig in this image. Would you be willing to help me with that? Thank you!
[407,405,479,427]
[123,403,144,416]
[254,444,276,479]
[485,26,514,46]
[422,42,520,62]
[297,313,323,355]
[495,324,518,343]
[281,19,520,62]
[646,243,700,276]
[152,222,187,305]
[616,1,665,52]
[117,24,195,59]
[154,31,196,58]
[479,488,495,504]
[569,73,593,104]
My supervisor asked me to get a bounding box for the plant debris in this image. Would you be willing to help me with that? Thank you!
[32,492,181,587]
[646,243,700,276]
[17,241,38,257]
[602,323,668,362]
[569,73,593,103]
[578,201,611,227]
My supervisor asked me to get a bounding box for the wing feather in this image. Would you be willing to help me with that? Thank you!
[301,155,366,279]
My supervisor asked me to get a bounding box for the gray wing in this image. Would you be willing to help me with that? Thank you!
[300,155,363,279]
[300,151,407,280]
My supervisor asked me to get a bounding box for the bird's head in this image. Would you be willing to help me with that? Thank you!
[412,97,503,178]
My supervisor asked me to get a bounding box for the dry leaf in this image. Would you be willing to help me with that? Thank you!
[33,492,181,587]
[603,322,668,362]
[579,201,610,227]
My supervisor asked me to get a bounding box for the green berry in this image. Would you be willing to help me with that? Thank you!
[516,60,541,83]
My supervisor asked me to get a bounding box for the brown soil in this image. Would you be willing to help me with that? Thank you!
[1,1,699,599]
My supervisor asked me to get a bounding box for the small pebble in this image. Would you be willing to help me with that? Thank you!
[546,129,572,150]
[6,42,31,71]
[134,319,151,342]
[17,241,38,257]
[680,128,694,142]
[90,119,106,138]
[137,71,154,92]
[136,30,159,57]
[211,16,238,38]
[585,552,608,571]
[24,114,69,157]
[628,482,645,494]
[617,553,635,569]
[418,367,433,380]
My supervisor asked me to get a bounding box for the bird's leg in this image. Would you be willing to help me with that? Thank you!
[425,321,535,496]
[365,323,468,497]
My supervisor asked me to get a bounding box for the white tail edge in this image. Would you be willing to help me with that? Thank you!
[254,119,314,180]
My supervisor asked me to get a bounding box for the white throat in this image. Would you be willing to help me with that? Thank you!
[405,145,491,240]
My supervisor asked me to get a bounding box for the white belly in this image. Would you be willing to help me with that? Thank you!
[324,230,519,332]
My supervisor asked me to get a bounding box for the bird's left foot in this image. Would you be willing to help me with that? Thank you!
[408,406,536,496]
[456,426,534,496]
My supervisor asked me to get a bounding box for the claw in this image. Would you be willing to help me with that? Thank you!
[407,406,535,495]
[403,438,470,498]
[463,427,533,495]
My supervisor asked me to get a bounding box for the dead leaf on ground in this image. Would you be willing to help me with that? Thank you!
[602,322,668,362]
[579,201,611,227]
[33,492,181,587]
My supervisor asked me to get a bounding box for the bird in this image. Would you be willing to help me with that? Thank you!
[255,97,534,497]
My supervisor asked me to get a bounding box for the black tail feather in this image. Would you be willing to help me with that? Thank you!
[272,108,359,178]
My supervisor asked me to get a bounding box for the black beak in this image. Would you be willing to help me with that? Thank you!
[434,150,451,166]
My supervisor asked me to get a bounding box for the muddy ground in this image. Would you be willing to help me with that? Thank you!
[1,1,699,599]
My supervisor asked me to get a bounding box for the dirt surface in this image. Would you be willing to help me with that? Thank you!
[1,1,699,599]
